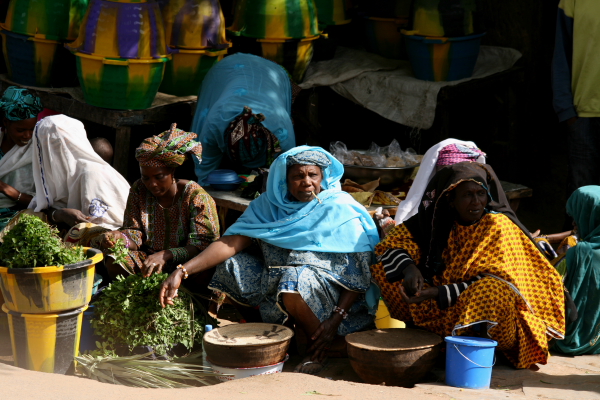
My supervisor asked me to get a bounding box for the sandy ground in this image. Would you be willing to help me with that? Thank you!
[1,351,599,400]
[1,307,599,399]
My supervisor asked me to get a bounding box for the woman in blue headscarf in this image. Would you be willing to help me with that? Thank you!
[191,53,296,185]
[159,146,379,374]
[552,185,600,355]
[0,86,43,230]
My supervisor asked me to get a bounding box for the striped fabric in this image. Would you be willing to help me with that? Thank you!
[379,248,414,283]
[438,275,483,309]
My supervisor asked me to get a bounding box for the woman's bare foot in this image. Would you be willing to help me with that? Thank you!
[293,356,328,375]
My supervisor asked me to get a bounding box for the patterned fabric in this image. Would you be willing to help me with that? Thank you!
[135,124,202,168]
[286,150,332,168]
[64,223,109,248]
[436,144,486,167]
[118,180,219,274]
[0,86,43,121]
[371,213,566,369]
[225,106,281,167]
[554,186,600,355]
[209,240,375,335]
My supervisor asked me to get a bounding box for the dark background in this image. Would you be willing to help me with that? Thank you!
[29,0,566,234]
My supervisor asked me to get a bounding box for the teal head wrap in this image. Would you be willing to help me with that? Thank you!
[0,86,43,121]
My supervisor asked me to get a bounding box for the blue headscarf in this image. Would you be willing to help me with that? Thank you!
[224,146,379,253]
[0,86,43,121]
[554,185,600,355]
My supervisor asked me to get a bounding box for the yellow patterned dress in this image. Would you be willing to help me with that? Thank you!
[371,212,566,369]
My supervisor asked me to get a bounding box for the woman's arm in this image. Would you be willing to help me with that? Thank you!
[0,181,33,206]
[159,235,252,307]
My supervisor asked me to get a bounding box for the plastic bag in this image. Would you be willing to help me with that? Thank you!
[330,141,360,165]
[365,142,387,167]
[385,139,407,167]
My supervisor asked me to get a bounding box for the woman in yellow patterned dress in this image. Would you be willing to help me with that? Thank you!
[371,162,566,369]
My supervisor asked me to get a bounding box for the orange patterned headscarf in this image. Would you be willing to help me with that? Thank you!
[135,123,202,168]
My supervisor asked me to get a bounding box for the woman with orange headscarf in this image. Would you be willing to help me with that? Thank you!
[100,124,220,280]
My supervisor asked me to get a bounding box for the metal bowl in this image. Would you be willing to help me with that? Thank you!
[343,164,419,190]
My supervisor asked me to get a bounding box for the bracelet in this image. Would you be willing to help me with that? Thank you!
[332,306,348,320]
[16,191,21,202]
[170,247,189,263]
[51,209,58,222]
[176,264,189,279]
[121,233,130,249]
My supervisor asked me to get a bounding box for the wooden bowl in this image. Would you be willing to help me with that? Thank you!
[346,328,442,387]
[203,323,294,368]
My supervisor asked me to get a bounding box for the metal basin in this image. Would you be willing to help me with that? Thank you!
[343,164,419,190]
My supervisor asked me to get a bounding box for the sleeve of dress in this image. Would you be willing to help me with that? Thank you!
[436,275,484,310]
[119,186,144,247]
[374,223,422,284]
[187,190,220,251]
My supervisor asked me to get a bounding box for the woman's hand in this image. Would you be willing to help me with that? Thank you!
[159,270,183,308]
[141,250,172,277]
[99,231,124,250]
[53,208,89,227]
[307,314,342,362]
[402,264,424,296]
[399,285,438,304]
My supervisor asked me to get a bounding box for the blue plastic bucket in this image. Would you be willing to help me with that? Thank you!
[403,32,485,82]
[79,305,103,354]
[445,336,497,389]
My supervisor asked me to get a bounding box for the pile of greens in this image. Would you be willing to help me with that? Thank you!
[92,273,205,357]
[0,213,86,268]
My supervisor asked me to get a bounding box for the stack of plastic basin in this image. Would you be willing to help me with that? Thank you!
[228,0,320,82]
[0,248,103,374]
[357,0,410,60]
[402,0,483,81]
[159,0,231,96]
[66,0,170,109]
[0,0,89,87]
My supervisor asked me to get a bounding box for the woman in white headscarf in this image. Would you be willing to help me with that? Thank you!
[30,115,130,232]
[394,139,486,225]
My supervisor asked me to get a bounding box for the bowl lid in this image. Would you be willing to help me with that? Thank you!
[204,323,294,347]
[345,328,442,351]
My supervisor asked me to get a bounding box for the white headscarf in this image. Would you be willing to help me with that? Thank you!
[394,138,486,225]
[0,130,35,209]
[29,115,130,230]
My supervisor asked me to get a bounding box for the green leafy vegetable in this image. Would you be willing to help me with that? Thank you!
[0,213,86,268]
[76,351,225,388]
[108,238,129,268]
[92,273,204,357]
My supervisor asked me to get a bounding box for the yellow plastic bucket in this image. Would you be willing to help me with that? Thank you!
[0,248,103,314]
[3,304,87,374]
[375,298,405,329]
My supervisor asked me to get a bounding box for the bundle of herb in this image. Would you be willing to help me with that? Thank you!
[76,352,225,388]
[92,273,204,357]
[0,213,86,268]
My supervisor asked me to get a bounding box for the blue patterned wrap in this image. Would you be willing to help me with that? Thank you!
[209,241,376,335]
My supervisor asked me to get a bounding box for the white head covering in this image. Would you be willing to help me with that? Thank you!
[29,115,130,230]
[394,138,486,225]
[0,130,35,209]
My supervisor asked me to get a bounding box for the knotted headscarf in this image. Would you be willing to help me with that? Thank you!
[135,124,202,168]
[286,149,332,169]
[0,86,43,121]
[436,143,486,167]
